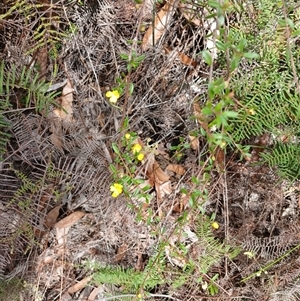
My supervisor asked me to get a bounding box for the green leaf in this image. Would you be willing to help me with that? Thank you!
[230,56,240,71]
[202,106,213,115]
[243,52,260,59]
[292,29,300,36]
[123,116,129,128]
[137,54,145,62]
[217,15,225,26]
[202,50,213,66]
[120,53,129,60]
[279,18,294,29]
[112,143,120,155]
[208,0,221,9]
[129,82,134,94]
[109,164,117,173]
[286,18,294,29]
[215,40,226,51]
[223,110,238,118]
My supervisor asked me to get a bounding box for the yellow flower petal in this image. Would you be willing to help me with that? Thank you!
[211,222,219,229]
[132,143,142,154]
[111,191,119,197]
[125,133,131,139]
[137,153,144,161]
[106,90,120,103]
[248,108,256,115]
[106,91,113,98]
[110,183,123,198]
[220,141,226,149]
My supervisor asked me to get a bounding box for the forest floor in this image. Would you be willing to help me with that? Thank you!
[0,0,300,301]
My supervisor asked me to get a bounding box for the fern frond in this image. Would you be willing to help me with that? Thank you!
[242,235,298,261]
[93,261,165,293]
[1,1,70,57]
[270,279,300,301]
[195,216,240,274]
[231,69,297,141]
[261,143,300,181]
[0,61,58,113]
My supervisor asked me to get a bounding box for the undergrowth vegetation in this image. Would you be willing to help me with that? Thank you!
[0,0,300,300]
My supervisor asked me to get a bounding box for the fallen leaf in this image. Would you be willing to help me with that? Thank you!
[135,252,145,272]
[166,164,186,175]
[68,276,93,294]
[49,111,64,148]
[53,79,74,122]
[44,255,55,264]
[153,161,170,184]
[178,2,201,26]
[55,211,85,229]
[189,135,199,151]
[88,286,104,301]
[56,226,71,246]
[214,147,225,172]
[164,46,198,67]
[45,205,62,228]
[113,243,128,263]
[158,181,172,197]
[50,132,63,149]
[142,0,177,51]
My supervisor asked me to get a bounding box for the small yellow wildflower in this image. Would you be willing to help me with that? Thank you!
[110,183,123,198]
[244,251,255,259]
[106,90,120,103]
[132,143,142,154]
[220,141,226,149]
[137,153,144,161]
[248,108,256,115]
[211,221,219,229]
[125,133,131,140]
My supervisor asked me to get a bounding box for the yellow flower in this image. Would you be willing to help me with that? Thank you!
[106,90,120,103]
[110,183,123,198]
[220,141,226,149]
[248,108,256,115]
[125,133,131,140]
[244,251,255,259]
[132,143,142,154]
[211,221,219,229]
[137,153,144,161]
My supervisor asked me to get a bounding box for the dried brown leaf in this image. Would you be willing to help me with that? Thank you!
[55,211,85,229]
[53,79,74,121]
[113,243,128,263]
[56,226,70,246]
[189,135,199,151]
[164,46,198,67]
[68,276,93,294]
[179,2,201,26]
[153,161,170,184]
[158,181,172,197]
[45,205,62,228]
[135,252,145,272]
[142,0,176,51]
[50,132,63,149]
[166,164,186,175]
[88,286,104,301]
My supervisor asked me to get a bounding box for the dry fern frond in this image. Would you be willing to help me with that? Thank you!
[242,235,299,261]
[270,279,300,301]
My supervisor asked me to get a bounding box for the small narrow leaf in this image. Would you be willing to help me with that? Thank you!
[223,111,238,118]
[112,143,120,155]
[202,50,213,66]
[129,82,134,95]
[243,52,260,59]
